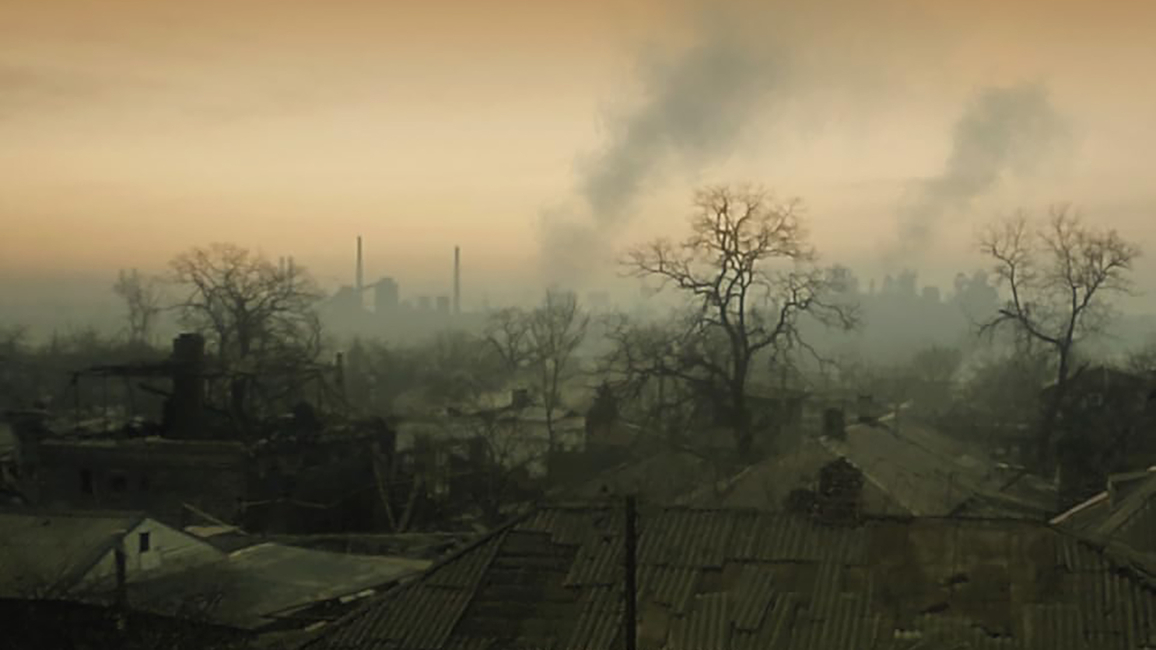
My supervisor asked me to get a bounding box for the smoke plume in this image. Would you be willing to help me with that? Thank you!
[537,8,784,285]
[578,28,782,221]
[888,82,1070,260]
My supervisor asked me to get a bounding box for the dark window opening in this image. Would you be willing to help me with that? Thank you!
[110,474,128,492]
[138,531,151,553]
[80,469,93,495]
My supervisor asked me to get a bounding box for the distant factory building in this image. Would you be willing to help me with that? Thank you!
[318,236,483,341]
[374,277,399,314]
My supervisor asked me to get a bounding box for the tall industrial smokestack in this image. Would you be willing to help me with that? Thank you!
[453,246,461,315]
[356,236,364,293]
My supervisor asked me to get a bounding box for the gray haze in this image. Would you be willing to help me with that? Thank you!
[886,83,1071,264]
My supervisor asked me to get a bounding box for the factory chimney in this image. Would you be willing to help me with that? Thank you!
[356,236,364,293]
[453,246,461,315]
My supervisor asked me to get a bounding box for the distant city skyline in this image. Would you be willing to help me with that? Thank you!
[1,0,1154,314]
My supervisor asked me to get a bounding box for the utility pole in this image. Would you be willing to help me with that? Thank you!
[624,495,637,650]
[114,538,128,633]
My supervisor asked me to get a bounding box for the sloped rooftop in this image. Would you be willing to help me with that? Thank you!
[127,542,432,630]
[0,509,145,598]
[576,418,1058,519]
[306,504,1156,650]
[815,419,1057,517]
[1053,468,1156,551]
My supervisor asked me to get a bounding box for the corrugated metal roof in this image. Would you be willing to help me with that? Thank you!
[1024,604,1087,650]
[562,585,620,650]
[638,565,698,614]
[426,533,505,589]
[636,509,734,568]
[321,532,504,650]
[732,564,776,631]
[790,595,872,650]
[564,534,621,587]
[308,506,1156,650]
[667,592,729,650]
[731,591,800,650]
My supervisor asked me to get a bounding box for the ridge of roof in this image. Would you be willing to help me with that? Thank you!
[299,506,540,649]
[49,513,149,598]
[1095,473,1156,538]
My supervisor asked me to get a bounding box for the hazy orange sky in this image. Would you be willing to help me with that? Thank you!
[1,0,1154,306]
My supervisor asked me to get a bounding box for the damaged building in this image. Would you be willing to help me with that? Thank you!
[3,333,420,533]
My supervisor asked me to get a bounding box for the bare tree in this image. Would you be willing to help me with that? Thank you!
[977,205,1141,470]
[416,331,508,412]
[526,289,589,452]
[168,243,325,424]
[452,404,545,526]
[621,185,859,457]
[600,313,709,445]
[113,269,164,346]
[483,307,533,377]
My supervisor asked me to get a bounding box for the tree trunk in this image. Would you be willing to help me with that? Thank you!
[733,388,752,459]
[732,357,753,459]
[1038,352,1072,474]
[230,378,248,423]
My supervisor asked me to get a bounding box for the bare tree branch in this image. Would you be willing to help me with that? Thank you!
[975,204,1141,470]
[167,243,326,425]
[616,184,860,457]
[113,269,165,346]
[525,289,589,452]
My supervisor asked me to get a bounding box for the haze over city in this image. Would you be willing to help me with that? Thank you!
[1,0,1155,321]
[8,3,1156,649]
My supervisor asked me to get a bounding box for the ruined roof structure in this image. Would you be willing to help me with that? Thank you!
[305,504,1156,650]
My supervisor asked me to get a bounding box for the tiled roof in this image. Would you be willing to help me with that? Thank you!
[306,505,1156,650]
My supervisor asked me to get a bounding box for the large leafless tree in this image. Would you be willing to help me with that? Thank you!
[168,243,326,424]
[483,306,534,377]
[619,185,859,457]
[113,269,164,346]
[977,204,1140,470]
[526,289,589,451]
